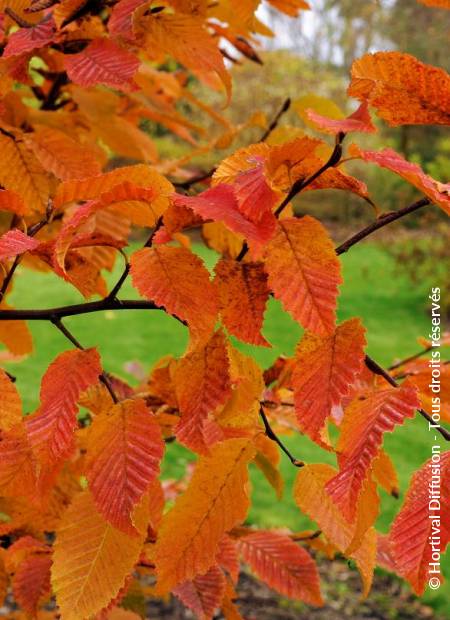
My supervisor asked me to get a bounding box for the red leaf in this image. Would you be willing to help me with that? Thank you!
[174,564,226,620]
[26,348,102,463]
[0,229,40,261]
[173,330,232,454]
[12,553,52,615]
[233,157,280,223]
[264,216,342,335]
[87,398,165,535]
[3,16,55,58]
[306,101,376,135]
[326,385,420,521]
[238,530,323,606]
[109,0,145,38]
[387,451,450,595]
[293,318,367,445]
[172,185,277,247]
[355,147,450,216]
[64,39,139,91]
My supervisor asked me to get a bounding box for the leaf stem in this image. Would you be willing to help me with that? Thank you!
[259,406,304,467]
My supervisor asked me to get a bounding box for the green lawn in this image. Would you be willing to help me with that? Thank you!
[4,243,449,613]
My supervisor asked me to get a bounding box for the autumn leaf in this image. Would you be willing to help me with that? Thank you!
[52,491,149,620]
[418,0,450,6]
[154,438,255,592]
[326,384,420,521]
[0,130,51,213]
[24,125,102,181]
[386,451,450,595]
[293,463,377,596]
[0,189,28,215]
[372,449,399,497]
[173,330,232,454]
[65,39,140,91]
[264,216,342,335]
[12,553,52,615]
[348,51,450,126]
[292,318,366,445]
[0,369,22,431]
[238,530,323,605]
[0,305,33,356]
[26,348,102,463]
[306,101,376,135]
[3,15,55,58]
[130,245,219,343]
[354,146,450,216]
[214,258,270,346]
[174,564,226,620]
[87,398,165,535]
[0,423,36,498]
[172,185,277,246]
[0,229,40,261]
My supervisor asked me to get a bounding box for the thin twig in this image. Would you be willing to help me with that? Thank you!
[51,316,119,404]
[259,97,291,142]
[107,217,163,301]
[388,344,433,371]
[335,198,431,255]
[259,406,304,467]
[365,355,450,441]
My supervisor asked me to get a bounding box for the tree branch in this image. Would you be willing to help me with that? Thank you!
[259,406,304,467]
[365,355,450,441]
[259,97,291,142]
[0,299,159,321]
[335,198,431,255]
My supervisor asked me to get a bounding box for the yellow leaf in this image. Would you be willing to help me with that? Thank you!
[154,438,255,592]
[52,491,149,620]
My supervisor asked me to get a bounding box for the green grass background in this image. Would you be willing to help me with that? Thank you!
[4,243,449,613]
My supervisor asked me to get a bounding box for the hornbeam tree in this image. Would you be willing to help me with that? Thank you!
[0,0,449,617]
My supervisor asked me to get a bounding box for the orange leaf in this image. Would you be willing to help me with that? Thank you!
[54,164,173,210]
[87,398,164,535]
[173,330,232,454]
[0,229,40,261]
[52,491,149,620]
[418,0,450,6]
[64,39,139,91]
[0,423,36,498]
[326,385,420,521]
[355,147,450,216]
[238,530,323,605]
[348,52,450,126]
[130,245,219,343]
[372,449,399,497]
[174,564,226,620]
[0,305,33,356]
[154,438,255,592]
[0,369,22,431]
[141,12,231,101]
[264,216,342,335]
[24,125,102,181]
[0,189,28,215]
[214,258,270,347]
[26,348,102,463]
[0,130,51,214]
[292,318,366,444]
[387,451,450,595]
[268,0,310,15]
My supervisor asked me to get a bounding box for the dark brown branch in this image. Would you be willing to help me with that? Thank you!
[51,317,118,404]
[259,97,291,142]
[172,98,292,190]
[274,132,345,218]
[107,217,163,302]
[335,198,431,255]
[0,299,158,321]
[259,406,304,467]
[388,344,433,371]
[365,355,450,442]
